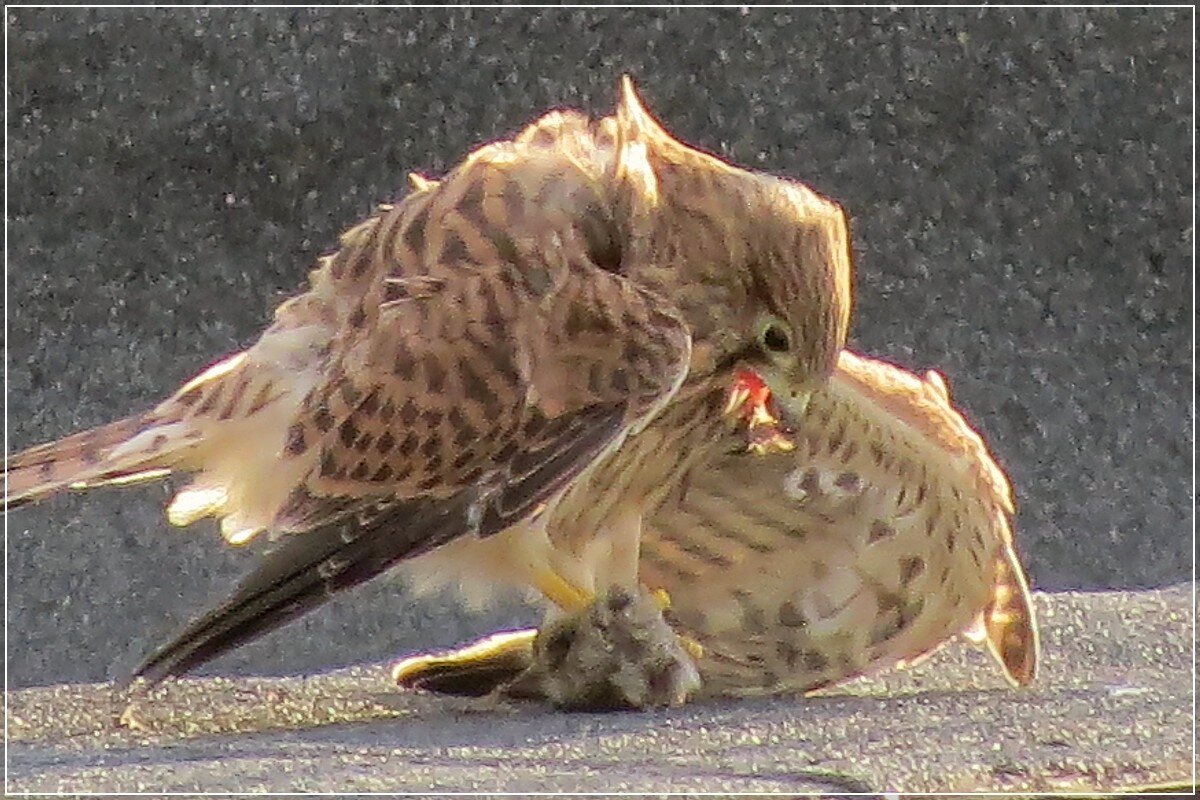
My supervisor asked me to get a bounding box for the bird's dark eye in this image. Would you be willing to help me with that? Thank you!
[761,322,791,354]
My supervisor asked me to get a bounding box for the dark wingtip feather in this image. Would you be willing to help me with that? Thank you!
[128,494,478,686]
[127,402,627,686]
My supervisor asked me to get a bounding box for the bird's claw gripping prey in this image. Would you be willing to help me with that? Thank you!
[393,587,705,710]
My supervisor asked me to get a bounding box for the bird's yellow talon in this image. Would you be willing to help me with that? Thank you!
[647,588,703,659]
[532,568,593,612]
[680,635,705,660]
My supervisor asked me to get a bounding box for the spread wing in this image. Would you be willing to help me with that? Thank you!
[130,134,692,686]
[640,351,1035,693]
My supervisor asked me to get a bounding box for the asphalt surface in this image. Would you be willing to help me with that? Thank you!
[8,586,1195,794]
[5,6,1193,703]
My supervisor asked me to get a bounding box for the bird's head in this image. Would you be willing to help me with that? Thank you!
[608,77,853,423]
[736,175,853,422]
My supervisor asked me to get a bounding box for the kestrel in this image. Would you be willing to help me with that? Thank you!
[5,78,852,704]
[392,351,1039,703]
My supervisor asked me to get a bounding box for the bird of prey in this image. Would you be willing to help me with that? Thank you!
[5,78,852,702]
[392,351,1039,703]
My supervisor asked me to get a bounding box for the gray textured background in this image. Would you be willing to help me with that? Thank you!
[7,8,1192,688]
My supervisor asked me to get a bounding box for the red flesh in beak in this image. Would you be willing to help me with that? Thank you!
[726,369,796,454]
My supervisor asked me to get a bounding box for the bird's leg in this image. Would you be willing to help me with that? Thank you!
[529,567,593,612]
[391,523,593,696]
[394,512,702,708]
[602,508,705,661]
[508,585,701,709]
[500,510,703,709]
[393,588,703,708]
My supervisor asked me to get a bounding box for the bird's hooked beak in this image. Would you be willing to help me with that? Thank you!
[722,369,805,455]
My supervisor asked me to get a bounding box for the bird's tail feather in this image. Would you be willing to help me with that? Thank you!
[983,538,1039,687]
[4,413,184,508]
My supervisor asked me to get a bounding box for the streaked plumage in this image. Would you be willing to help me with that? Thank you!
[646,350,1037,695]
[394,351,1039,699]
[4,78,852,693]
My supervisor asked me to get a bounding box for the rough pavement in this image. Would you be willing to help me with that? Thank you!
[8,586,1194,794]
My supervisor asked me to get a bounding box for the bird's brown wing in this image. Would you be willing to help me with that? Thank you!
[131,253,692,685]
[639,351,1036,695]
